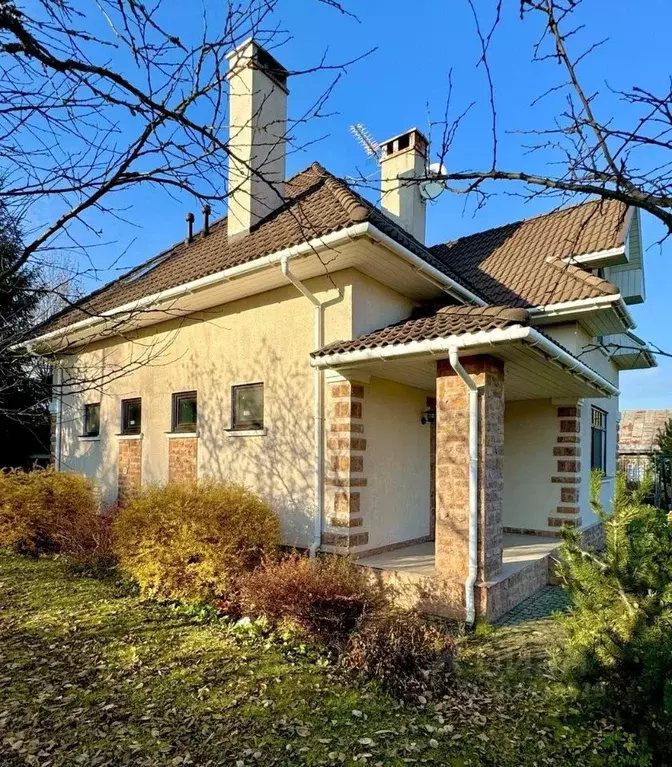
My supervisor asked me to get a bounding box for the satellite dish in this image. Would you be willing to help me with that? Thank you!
[420,162,447,201]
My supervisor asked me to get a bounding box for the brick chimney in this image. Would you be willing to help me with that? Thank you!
[226,39,289,239]
[379,128,428,243]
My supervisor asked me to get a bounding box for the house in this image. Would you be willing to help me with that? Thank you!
[26,39,655,622]
[618,409,672,482]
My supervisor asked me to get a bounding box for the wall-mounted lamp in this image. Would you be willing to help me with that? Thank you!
[421,408,436,425]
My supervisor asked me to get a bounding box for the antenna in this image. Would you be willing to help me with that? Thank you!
[349,123,381,162]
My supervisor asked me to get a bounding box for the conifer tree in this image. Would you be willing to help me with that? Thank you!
[0,214,50,468]
[557,469,672,751]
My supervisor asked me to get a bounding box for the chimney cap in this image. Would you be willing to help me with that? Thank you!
[380,128,428,160]
[226,38,289,93]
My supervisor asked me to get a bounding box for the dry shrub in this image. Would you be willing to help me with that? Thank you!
[343,609,455,699]
[0,468,110,565]
[238,554,382,644]
[113,481,280,602]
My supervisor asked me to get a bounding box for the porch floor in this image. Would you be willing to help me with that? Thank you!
[356,534,561,582]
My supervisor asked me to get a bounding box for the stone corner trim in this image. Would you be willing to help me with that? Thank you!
[548,405,582,529]
[168,436,198,484]
[323,381,368,552]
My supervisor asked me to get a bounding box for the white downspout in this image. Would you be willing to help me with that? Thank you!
[52,364,63,471]
[280,256,324,557]
[448,347,479,626]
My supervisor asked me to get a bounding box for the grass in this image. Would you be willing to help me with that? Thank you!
[0,552,651,766]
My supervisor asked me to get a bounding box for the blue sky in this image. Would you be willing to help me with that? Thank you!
[50,0,672,409]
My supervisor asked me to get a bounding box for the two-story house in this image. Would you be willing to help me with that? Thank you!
[26,39,654,622]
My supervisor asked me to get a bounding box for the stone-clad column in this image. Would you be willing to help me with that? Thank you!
[435,356,504,588]
[322,379,368,552]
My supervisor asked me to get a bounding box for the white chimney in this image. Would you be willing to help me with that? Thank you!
[379,128,428,243]
[226,39,289,239]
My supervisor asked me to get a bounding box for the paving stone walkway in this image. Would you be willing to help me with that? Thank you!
[497,585,571,627]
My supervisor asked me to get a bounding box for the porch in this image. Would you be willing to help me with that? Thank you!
[356,534,562,622]
[312,307,616,621]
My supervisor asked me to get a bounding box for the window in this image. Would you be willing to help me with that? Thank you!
[231,383,264,430]
[83,403,100,437]
[121,398,142,435]
[591,407,608,472]
[172,391,197,433]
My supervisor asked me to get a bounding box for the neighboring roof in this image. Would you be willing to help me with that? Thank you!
[429,198,627,307]
[312,306,530,358]
[619,409,672,453]
[30,166,627,341]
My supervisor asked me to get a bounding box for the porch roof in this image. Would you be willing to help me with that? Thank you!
[311,306,618,400]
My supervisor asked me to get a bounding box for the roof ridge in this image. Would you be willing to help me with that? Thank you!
[436,305,530,322]
[544,256,619,296]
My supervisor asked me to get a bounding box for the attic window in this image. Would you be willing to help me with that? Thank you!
[123,253,170,283]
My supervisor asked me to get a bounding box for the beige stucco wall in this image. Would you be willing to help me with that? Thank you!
[350,270,416,337]
[56,267,426,548]
[502,398,558,531]
[363,377,432,549]
[58,272,355,547]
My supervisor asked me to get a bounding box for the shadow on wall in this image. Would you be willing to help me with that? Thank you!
[190,337,316,548]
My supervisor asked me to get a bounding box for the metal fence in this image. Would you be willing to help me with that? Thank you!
[617,452,672,510]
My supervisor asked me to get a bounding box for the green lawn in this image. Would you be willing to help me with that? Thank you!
[0,553,648,766]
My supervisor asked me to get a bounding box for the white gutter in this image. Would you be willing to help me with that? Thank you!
[23,222,482,352]
[448,348,479,626]
[528,294,635,330]
[280,256,324,558]
[562,245,626,266]
[311,324,619,397]
[364,225,486,307]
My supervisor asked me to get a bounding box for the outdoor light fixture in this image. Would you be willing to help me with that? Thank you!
[421,408,436,425]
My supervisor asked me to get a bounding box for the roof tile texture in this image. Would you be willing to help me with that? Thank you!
[429,198,628,307]
[312,306,530,358]
[33,165,627,338]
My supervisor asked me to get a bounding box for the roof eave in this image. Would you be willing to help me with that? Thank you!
[311,324,619,398]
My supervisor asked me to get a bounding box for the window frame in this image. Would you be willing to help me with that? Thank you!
[231,382,264,431]
[121,397,142,435]
[172,391,198,433]
[83,403,101,438]
[590,406,608,473]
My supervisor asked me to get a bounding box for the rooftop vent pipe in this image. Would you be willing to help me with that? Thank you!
[185,212,195,244]
[202,204,211,236]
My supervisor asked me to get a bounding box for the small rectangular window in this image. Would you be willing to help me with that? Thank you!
[232,383,264,430]
[121,398,142,435]
[172,391,197,433]
[591,407,607,472]
[84,403,100,437]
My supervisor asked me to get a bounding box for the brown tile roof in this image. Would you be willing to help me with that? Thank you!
[311,306,530,358]
[619,410,672,453]
[31,165,627,340]
[429,198,627,307]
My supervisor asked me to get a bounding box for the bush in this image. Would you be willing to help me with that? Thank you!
[557,469,672,750]
[113,481,280,602]
[343,609,455,699]
[238,554,381,644]
[0,468,110,565]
